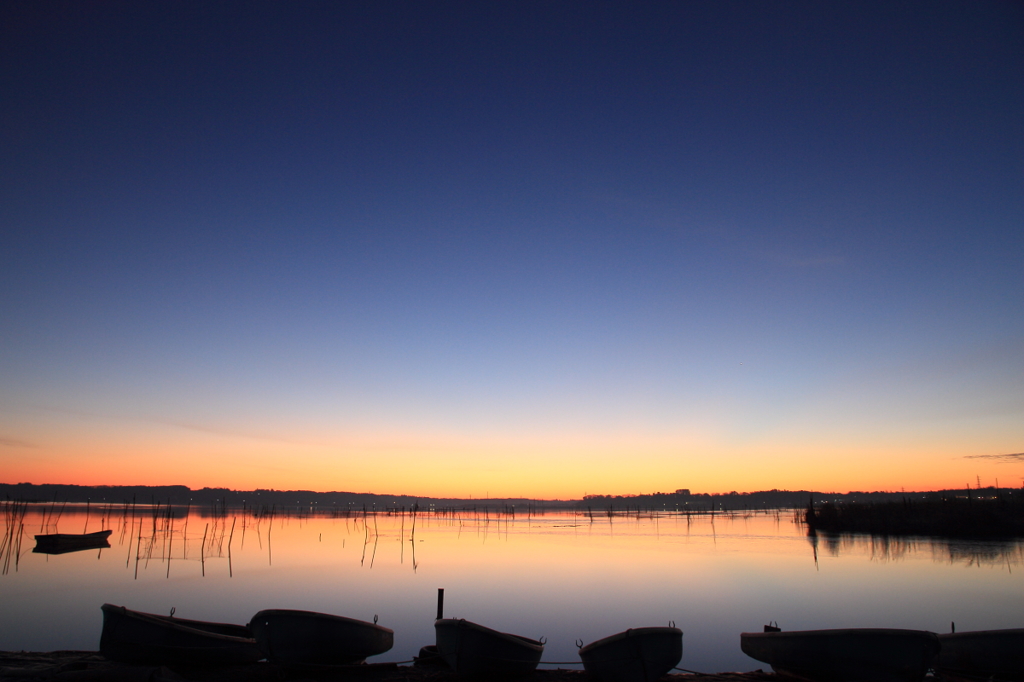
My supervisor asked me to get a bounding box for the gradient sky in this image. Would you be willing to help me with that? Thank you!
[2,1,1022,498]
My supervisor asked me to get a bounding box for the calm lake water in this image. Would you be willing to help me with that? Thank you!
[2,504,1022,672]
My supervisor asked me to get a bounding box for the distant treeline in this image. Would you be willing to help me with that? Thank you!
[578,487,1021,512]
[0,483,542,511]
[2,482,1018,515]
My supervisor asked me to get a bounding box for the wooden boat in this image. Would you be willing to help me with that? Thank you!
[740,626,940,682]
[936,628,1024,681]
[434,618,544,677]
[579,626,683,682]
[34,530,112,555]
[100,603,261,666]
[248,609,393,665]
[414,644,447,667]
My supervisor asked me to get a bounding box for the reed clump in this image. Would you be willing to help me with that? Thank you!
[806,494,1024,539]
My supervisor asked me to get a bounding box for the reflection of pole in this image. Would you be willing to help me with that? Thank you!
[228,517,236,578]
[183,501,190,559]
[201,523,209,577]
[15,522,24,572]
[809,529,819,571]
[166,510,174,577]
[125,499,135,568]
[134,520,142,580]
[267,514,273,566]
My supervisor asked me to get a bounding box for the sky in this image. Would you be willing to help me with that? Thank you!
[2,1,1022,499]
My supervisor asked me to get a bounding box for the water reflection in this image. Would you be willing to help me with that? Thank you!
[7,502,1023,578]
[2,500,29,574]
[2,502,1022,673]
[808,530,1023,568]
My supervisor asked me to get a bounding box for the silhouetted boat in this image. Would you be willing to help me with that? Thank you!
[100,603,261,665]
[434,618,544,677]
[740,626,940,682]
[34,530,112,555]
[579,626,683,682]
[936,628,1024,681]
[414,644,447,667]
[249,609,393,665]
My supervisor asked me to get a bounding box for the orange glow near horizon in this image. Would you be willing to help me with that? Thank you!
[2,420,1020,498]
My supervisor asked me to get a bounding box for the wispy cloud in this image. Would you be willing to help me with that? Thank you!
[30,404,300,445]
[156,420,301,445]
[963,452,1024,463]
[0,436,36,448]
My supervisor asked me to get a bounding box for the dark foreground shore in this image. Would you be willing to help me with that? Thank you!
[0,651,774,682]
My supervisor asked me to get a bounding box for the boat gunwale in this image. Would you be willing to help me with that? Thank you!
[101,603,256,643]
[34,530,113,542]
[741,628,941,639]
[434,618,545,651]
[250,608,394,635]
[938,627,1024,639]
[579,626,682,655]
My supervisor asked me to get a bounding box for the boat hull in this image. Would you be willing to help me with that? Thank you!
[435,618,544,678]
[100,603,261,666]
[249,609,394,666]
[34,530,112,555]
[579,627,682,682]
[740,628,940,682]
[937,628,1024,681]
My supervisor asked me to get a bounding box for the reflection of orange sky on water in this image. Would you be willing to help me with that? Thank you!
[22,506,1018,577]
[7,506,1022,669]
[3,421,1018,497]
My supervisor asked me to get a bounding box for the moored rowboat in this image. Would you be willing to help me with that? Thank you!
[100,603,261,666]
[579,626,683,682]
[249,609,393,665]
[34,530,112,555]
[936,628,1024,681]
[740,626,940,682]
[434,618,544,677]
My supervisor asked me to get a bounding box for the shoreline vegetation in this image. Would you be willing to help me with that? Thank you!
[2,482,1021,540]
[1,482,1019,513]
[806,494,1024,539]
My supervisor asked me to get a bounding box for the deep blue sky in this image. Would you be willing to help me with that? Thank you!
[2,1,1022,496]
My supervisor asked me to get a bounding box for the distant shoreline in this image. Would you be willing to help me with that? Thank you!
[2,482,1018,515]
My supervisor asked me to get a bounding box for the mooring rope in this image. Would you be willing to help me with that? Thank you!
[672,668,743,679]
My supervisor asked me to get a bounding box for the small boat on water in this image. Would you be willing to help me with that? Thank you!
[936,628,1024,681]
[34,530,112,555]
[579,626,683,682]
[434,618,544,677]
[740,625,940,682]
[100,603,261,666]
[249,609,393,666]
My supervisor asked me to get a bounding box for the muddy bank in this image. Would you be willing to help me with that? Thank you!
[0,651,773,682]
